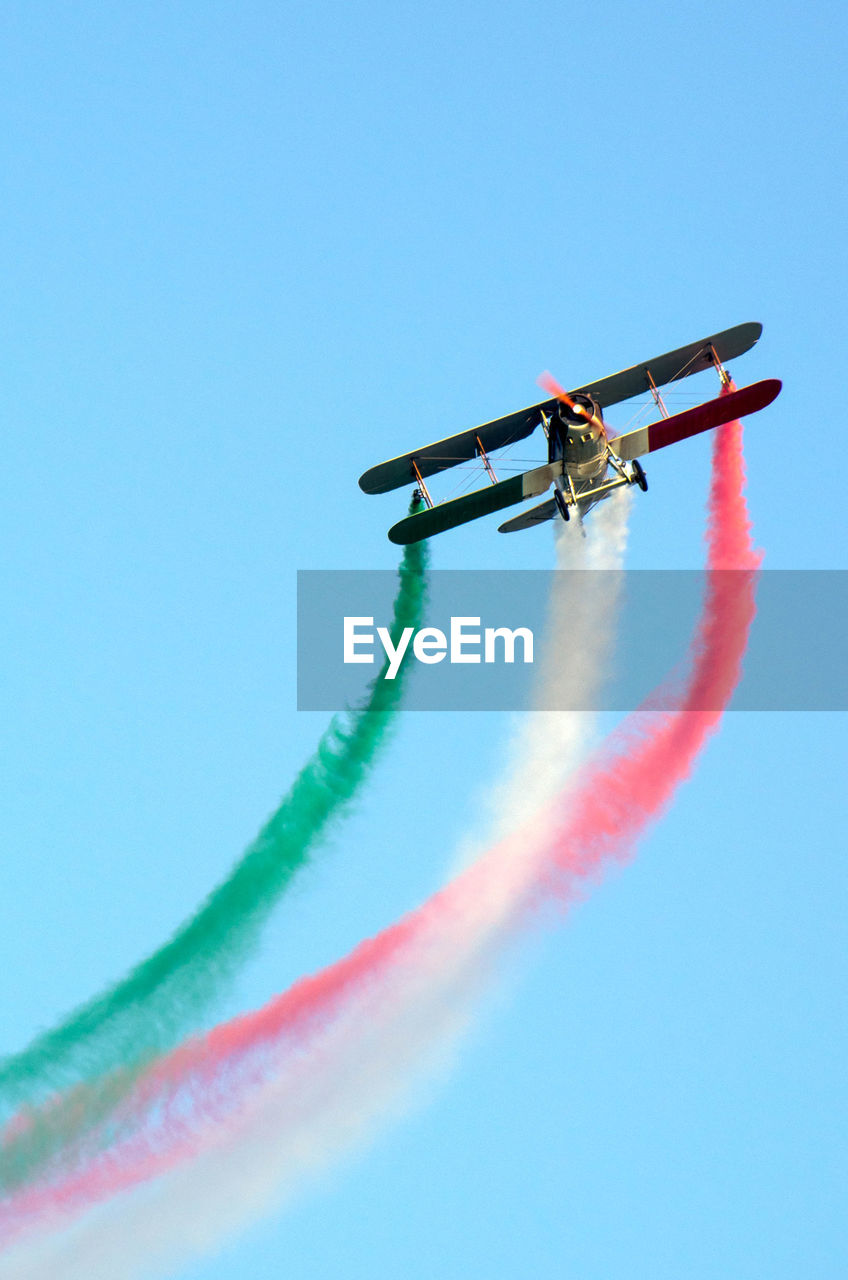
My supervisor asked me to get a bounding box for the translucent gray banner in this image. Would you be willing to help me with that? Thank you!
[296,570,848,711]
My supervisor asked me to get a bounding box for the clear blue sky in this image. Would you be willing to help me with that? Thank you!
[0,1,845,1277]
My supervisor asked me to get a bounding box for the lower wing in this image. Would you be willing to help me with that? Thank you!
[388,462,562,544]
[612,379,781,462]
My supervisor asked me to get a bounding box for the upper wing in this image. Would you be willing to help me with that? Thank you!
[387,462,562,545]
[360,322,764,496]
[358,405,542,495]
[572,321,763,410]
[611,379,782,462]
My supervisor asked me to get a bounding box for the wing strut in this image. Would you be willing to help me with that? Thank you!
[411,459,434,509]
[708,343,733,389]
[640,340,735,428]
[645,368,670,418]
[475,435,498,485]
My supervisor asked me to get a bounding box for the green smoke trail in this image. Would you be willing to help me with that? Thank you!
[0,506,428,1142]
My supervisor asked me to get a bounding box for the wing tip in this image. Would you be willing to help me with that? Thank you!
[387,514,421,544]
[743,377,782,408]
[359,466,395,495]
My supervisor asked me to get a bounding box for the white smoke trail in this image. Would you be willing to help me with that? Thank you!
[0,495,632,1280]
[0,820,550,1280]
[458,488,631,858]
[0,950,491,1280]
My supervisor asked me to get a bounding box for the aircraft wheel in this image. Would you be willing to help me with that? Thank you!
[554,488,571,522]
[632,460,648,492]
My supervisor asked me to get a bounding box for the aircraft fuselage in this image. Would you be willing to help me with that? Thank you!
[548,393,608,502]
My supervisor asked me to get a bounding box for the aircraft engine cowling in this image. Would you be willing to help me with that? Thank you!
[559,392,598,424]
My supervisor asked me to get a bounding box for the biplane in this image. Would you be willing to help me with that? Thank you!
[358,322,781,544]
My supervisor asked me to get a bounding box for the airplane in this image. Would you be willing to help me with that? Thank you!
[358,322,781,544]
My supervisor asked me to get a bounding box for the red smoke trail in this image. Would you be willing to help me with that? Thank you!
[0,416,759,1239]
[542,410,759,893]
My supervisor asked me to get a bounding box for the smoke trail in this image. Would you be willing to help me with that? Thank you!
[459,489,632,862]
[494,492,631,819]
[540,402,759,897]
[1,492,634,1250]
[0,421,758,1276]
[0,504,429,1189]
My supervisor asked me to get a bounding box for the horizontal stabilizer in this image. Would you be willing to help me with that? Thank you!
[612,379,782,462]
[498,498,558,533]
[388,462,561,544]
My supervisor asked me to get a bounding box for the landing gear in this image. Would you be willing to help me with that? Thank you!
[631,459,648,492]
[553,488,571,522]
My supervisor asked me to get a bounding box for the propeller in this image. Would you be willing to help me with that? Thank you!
[537,371,605,434]
[538,370,586,413]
